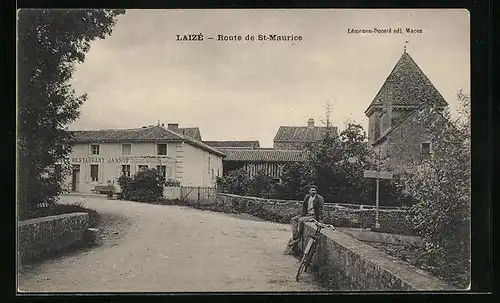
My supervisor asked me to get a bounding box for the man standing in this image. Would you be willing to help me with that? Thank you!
[285,185,324,255]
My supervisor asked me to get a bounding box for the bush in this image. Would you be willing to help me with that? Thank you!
[117,168,165,202]
[395,91,471,288]
[216,168,250,195]
[245,171,276,199]
[165,178,180,187]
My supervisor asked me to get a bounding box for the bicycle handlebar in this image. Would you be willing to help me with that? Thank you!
[308,219,335,230]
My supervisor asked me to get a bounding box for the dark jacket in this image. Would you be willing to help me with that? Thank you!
[302,194,324,221]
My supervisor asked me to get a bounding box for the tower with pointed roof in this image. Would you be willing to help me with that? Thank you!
[365,50,448,144]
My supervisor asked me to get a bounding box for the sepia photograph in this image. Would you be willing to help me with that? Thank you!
[17,8,471,292]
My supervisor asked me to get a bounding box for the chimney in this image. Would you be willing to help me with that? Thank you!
[167,123,179,131]
[307,118,314,128]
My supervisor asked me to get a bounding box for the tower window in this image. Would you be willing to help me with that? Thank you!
[421,142,432,154]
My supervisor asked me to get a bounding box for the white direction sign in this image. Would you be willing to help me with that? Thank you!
[363,170,393,180]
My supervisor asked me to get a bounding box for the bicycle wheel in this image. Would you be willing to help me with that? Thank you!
[296,237,316,281]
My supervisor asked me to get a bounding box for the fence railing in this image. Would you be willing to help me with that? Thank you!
[180,186,217,205]
[179,189,405,210]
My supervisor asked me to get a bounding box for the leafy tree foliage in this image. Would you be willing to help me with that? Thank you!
[117,168,165,202]
[307,123,374,203]
[245,170,278,199]
[216,168,250,195]
[396,91,471,288]
[17,9,125,213]
[273,162,314,200]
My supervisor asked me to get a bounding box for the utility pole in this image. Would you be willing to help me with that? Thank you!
[375,147,381,229]
[363,148,392,230]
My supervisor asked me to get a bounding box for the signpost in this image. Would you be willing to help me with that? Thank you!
[363,169,393,229]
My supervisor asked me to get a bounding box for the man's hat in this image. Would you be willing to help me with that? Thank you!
[309,184,318,190]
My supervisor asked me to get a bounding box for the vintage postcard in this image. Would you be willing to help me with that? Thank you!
[17,9,471,292]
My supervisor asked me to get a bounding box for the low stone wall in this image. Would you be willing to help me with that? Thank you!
[336,228,423,247]
[215,194,415,235]
[303,223,455,291]
[164,186,181,200]
[18,212,90,262]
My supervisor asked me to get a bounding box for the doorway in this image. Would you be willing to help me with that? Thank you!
[72,165,80,192]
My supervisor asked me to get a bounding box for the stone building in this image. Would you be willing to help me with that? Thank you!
[365,50,452,172]
[204,141,260,149]
[273,118,338,150]
[217,148,309,180]
[64,123,224,193]
[203,140,306,180]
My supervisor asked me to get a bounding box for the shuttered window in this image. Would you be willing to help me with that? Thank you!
[90,144,100,155]
[157,144,167,155]
[157,165,166,178]
[90,165,99,181]
[122,165,131,177]
[122,144,132,156]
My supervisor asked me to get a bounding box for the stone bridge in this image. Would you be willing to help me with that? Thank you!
[18,195,454,292]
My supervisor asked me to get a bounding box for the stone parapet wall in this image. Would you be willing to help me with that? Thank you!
[303,222,454,291]
[18,212,90,262]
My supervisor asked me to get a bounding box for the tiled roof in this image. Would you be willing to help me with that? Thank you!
[365,52,448,115]
[70,126,225,156]
[219,148,309,162]
[204,141,260,149]
[273,126,338,142]
[176,127,202,141]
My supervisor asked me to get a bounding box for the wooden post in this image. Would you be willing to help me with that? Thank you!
[197,186,200,205]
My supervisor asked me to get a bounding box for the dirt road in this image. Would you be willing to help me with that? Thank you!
[18,196,324,292]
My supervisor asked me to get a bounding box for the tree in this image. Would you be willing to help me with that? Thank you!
[320,99,334,128]
[274,162,314,200]
[246,170,276,199]
[396,91,471,288]
[307,122,373,203]
[17,9,125,213]
[216,168,251,195]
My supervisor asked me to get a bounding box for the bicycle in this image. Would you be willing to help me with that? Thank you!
[295,219,335,282]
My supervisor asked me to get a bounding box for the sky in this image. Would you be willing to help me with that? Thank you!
[70,9,470,148]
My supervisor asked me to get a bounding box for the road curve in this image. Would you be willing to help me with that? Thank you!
[18,196,324,292]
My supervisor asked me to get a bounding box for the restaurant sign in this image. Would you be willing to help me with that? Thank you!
[71,156,174,164]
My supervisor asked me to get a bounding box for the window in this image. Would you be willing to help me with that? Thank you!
[122,143,132,156]
[157,144,167,155]
[421,142,432,154]
[167,167,173,179]
[157,165,166,178]
[90,165,99,181]
[208,157,211,174]
[212,168,214,180]
[90,144,100,155]
[217,169,220,178]
[122,165,131,177]
[138,165,148,171]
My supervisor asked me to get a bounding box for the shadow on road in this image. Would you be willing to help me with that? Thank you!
[19,211,133,275]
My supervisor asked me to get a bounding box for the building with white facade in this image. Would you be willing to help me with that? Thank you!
[64,123,225,194]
